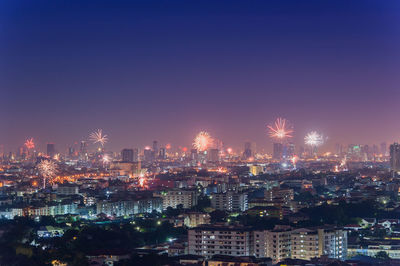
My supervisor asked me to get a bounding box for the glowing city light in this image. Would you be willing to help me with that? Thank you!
[139,176,146,187]
[291,155,298,166]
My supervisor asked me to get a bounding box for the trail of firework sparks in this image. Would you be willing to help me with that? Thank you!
[267,118,293,141]
[90,129,108,146]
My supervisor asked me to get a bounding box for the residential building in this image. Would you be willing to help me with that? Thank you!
[183,212,211,228]
[211,191,248,212]
[158,189,198,210]
[188,224,253,258]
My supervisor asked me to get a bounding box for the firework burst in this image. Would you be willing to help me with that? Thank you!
[24,138,35,149]
[37,160,58,187]
[102,154,111,164]
[304,131,324,147]
[267,118,293,142]
[90,129,108,146]
[139,176,146,188]
[193,131,213,151]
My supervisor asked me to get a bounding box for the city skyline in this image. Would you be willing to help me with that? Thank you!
[2,1,400,265]
[2,0,400,152]
[1,126,394,155]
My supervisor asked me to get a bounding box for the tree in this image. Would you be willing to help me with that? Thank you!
[375,251,390,260]
[210,210,227,223]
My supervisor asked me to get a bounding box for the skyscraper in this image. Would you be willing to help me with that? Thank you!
[190,149,198,165]
[273,143,283,160]
[68,147,75,158]
[243,142,252,160]
[285,143,295,158]
[208,149,219,162]
[80,141,87,154]
[381,142,387,156]
[79,141,88,161]
[152,140,159,156]
[132,148,139,162]
[390,143,400,172]
[47,143,56,158]
[144,148,154,163]
[121,149,134,162]
[159,148,166,159]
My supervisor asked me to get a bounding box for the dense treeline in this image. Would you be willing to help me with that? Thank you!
[0,217,186,266]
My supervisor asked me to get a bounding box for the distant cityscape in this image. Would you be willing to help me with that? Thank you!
[2,0,400,265]
[1,126,400,265]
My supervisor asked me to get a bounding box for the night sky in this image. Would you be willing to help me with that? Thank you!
[1,0,400,153]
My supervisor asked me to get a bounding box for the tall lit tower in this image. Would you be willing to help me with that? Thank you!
[243,142,252,159]
[121,149,134,162]
[153,140,159,156]
[47,143,56,158]
[390,143,400,173]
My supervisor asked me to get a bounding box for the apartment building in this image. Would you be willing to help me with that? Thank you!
[96,197,162,217]
[264,187,294,203]
[188,225,347,263]
[188,224,253,258]
[291,228,347,261]
[183,212,211,228]
[211,191,248,212]
[253,227,291,263]
[158,189,198,210]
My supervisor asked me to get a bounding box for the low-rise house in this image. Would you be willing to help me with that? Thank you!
[378,219,399,230]
[344,224,363,231]
[359,218,376,228]
[37,226,64,238]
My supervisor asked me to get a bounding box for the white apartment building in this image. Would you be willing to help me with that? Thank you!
[159,189,198,210]
[291,228,347,261]
[253,227,291,263]
[211,191,248,212]
[188,225,347,263]
[188,224,253,258]
[291,228,320,260]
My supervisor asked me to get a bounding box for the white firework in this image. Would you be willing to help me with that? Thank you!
[37,160,58,187]
[102,154,111,164]
[90,129,108,146]
[304,131,324,147]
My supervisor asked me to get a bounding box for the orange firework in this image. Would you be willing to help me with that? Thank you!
[267,118,293,141]
[138,175,148,189]
[193,131,213,151]
[24,138,35,149]
[139,177,145,187]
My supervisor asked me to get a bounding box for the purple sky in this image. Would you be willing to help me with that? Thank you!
[1,0,400,153]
